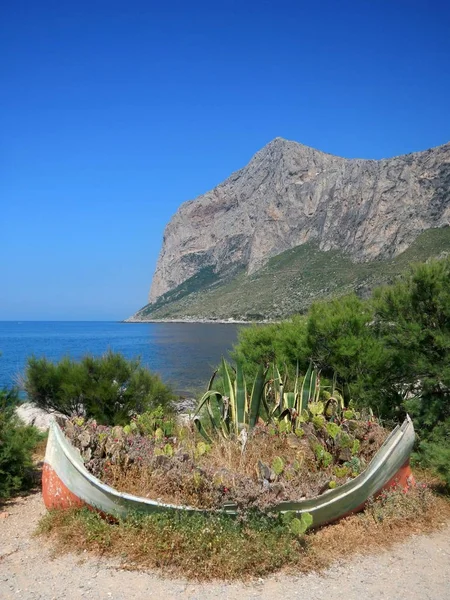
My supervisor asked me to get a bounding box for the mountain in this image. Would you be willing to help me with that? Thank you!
[129,138,450,321]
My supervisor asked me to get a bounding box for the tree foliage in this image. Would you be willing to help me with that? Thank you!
[373,258,450,485]
[0,388,41,499]
[233,257,450,485]
[23,351,175,426]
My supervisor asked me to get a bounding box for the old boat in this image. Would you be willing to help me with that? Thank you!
[42,416,415,528]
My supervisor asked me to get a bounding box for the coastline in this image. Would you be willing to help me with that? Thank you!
[122,317,271,324]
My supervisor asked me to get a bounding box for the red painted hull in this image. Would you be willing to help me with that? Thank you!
[42,463,85,510]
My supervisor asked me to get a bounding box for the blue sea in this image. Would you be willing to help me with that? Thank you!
[0,321,244,395]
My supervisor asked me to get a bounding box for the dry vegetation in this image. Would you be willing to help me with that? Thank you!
[37,484,450,581]
[66,417,388,511]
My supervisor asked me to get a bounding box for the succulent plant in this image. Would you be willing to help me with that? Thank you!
[309,401,324,416]
[312,415,326,429]
[163,443,174,457]
[351,439,361,455]
[333,465,350,478]
[326,422,341,440]
[282,511,313,535]
[196,441,210,456]
[271,456,285,476]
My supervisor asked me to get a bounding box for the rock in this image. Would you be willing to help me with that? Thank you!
[262,479,270,491]
[338,448,352,463]
[81,447,92,462]
[176,413,194,426]
[270,482,286,498]
[152,454,172,469]
[111,426,125,440]
[130,138,450,320]
[257,460,276,482]
[15,403,67,431]
[105,436,125,462]
[78,430,92,449]
[0,511,9,519]
[176,452,190,463]
[64,419,75,438]
[286,434,303,449]
[175,397,197,426]
[174,397,197,414]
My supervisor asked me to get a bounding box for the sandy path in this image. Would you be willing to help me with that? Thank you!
[1,491,449,600]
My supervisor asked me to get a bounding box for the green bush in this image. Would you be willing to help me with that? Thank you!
[232,315,309,378]
[0,388,41,500]
[23,351,175,426]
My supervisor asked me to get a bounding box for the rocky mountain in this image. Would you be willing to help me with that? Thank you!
[130,138,450,321]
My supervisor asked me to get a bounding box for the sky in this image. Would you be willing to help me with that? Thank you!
[1,0,450,320]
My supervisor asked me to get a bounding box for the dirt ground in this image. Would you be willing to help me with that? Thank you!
[1,491,449,600]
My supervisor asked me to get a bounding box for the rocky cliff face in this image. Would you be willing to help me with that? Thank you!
[148,138,450,306]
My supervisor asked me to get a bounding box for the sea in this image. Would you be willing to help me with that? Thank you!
[0,321,245,396]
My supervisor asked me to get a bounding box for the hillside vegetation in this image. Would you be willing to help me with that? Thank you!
[132,226,450,321]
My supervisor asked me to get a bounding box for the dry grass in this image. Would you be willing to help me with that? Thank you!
[199,429,316,478]
[98,422,387,511]
[32,436,48,462]
[37,484,450,581]
[309,486,450,568]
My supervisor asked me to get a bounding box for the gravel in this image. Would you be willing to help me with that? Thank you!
[1,491,449,600]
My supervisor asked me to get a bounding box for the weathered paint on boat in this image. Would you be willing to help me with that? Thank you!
[42,416,415,527]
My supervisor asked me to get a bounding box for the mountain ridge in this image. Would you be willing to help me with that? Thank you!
[132,137,450,321]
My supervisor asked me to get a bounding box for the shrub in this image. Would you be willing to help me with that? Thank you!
[23,351,175,426]
[232,257,450,487]
[232,315,308,378]
[0,388,41,500]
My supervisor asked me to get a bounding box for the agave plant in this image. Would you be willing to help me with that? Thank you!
[193,359,267,441]
[193,360,332,442]
[268,362,319,422]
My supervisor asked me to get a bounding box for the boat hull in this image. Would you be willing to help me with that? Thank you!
[43,417,415,528]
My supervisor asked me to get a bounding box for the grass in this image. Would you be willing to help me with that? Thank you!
[37,484,450,581]
[133,227,450,321]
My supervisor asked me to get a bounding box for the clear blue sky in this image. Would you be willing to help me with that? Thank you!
[2,0,449,320]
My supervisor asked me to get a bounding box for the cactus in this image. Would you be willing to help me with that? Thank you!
[283,511,313,535]
[194,361,267,440]
[340,433,354,448]
[278,420,292,434]
[272,456,285,476]
[154,428,164,441]
[322,451,333,468]
[313,444,333,468]
[163,443,174,457]
[333,465,350,478]
[345,456,361,476]
[326,422,341,440]
[312,415,326,429]
[309,401,324,416]
[196,441,210,456]
[351,439,361,455]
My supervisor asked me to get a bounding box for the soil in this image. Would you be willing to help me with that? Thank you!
[1,490,450,600]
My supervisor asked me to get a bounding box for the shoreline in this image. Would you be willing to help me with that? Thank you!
[122,317,271,324]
